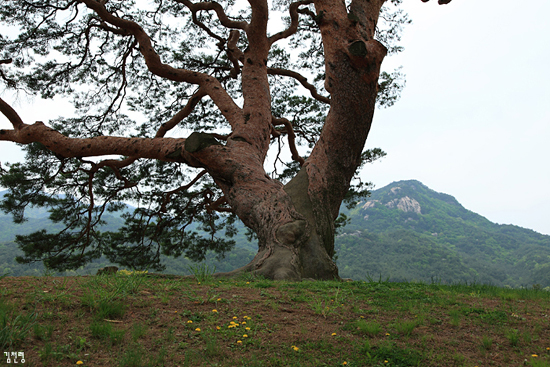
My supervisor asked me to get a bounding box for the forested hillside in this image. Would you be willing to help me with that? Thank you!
[2,182,550,288]
[336,180,550,287]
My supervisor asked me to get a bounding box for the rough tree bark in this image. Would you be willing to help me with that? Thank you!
[0,0,450,280]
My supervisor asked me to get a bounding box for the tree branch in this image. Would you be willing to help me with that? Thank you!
[268,0,313,45]
[175,0,248,30]
[89,156,139,189]
[0,120,199,164]
[180,1,226,47]
[79,0,243,128]
[155,88,208,138]
[421,0,452,4]
[272,117,305,166]
[0,97,25,130]
[206,196,232,213]
[267,68,330,104]
[226,30,244,79]
[160,169,208,212]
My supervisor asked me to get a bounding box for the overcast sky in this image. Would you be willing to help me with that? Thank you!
[1,0,549,235]
[364,0,550,235]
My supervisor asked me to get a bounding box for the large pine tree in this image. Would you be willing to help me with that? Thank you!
[0,0,450,279]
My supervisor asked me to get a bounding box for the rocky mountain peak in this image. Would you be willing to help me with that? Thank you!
[390,187,401,195]
[385,196,422,214]
[361,195,422,215]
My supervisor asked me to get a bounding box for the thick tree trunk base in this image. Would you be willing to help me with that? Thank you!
[214,242,340,281]
[214,168,341,281]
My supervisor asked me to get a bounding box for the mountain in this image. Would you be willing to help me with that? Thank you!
[335,180,550,287]
[1,182,550,287]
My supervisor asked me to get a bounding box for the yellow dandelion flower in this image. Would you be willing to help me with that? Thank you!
[291,345,299,351]
[343,362,348,366]
[532,354,539,357]
[195,328,201,331]
[385,333,390,336]
[384,360,389,364]
[216,326,221,330]
[237,340,242,345]
[331,333,337,336]
[233,316,238,319]
[212,309,218,313]
[241,321,246,325]
[187,320,193,324]
[244,316,251,320]
[246,282,250,284]
[76,362,84,365]
[217,298,222,301]
[245,327,251,330]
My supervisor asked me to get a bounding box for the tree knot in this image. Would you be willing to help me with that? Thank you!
[184,132,223,153]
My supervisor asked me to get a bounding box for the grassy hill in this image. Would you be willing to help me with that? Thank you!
[1,273,549,366]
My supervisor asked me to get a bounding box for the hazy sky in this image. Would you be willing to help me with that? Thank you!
[1,0,549,235]
[364,0,550,235]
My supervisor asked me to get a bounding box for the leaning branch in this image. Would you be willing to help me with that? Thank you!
[0,120,199,165]
[175,0,248,30]
[79,0,242,128]
[267,68,330,104]
[160,170,208,212]
[89,156,140,189]
[155,88,208,138]
[268,0,314,45]
[0,97,25,130]
[226,30,244,79]
[272,117,305,166]
[206,196,232,213]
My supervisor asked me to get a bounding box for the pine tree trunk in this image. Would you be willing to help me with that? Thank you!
[215,1,388,281]
[217,167,339,281]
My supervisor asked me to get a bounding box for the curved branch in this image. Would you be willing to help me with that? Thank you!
[90,156,139,189]
[226,30,244,79]
[268,0,313,45]
[182,1,226,47]
[160,169,208,212]
[175,0,248,30]
[206,196,232,213]
[267,68,330,104]
[79,0,242,128]
[155,88,208,138]
[421,0,452,3]
[272,117,305,166]
[0,97,25,130]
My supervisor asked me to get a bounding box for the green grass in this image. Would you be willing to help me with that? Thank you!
[187,263,216,283]
[0,300,37,349]
[89,320,126,345]
[1,274,550,366]
[354,319,382,337]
